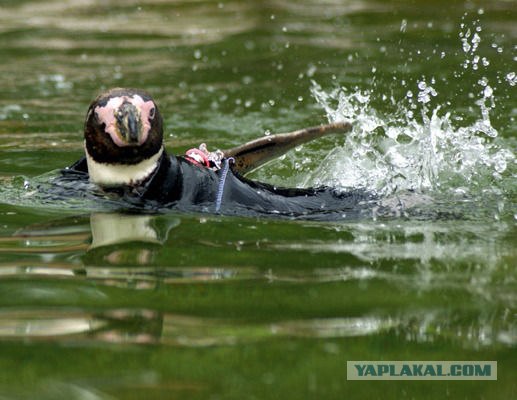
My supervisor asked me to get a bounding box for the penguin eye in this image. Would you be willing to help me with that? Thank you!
[149,107,156,120]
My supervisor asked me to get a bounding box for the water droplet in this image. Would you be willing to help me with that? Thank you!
[493,155,507,173]
[416,81,437,104]
[307,64,317,77]
[505,72,517,86]
[462,40,471,53]
[400,19,407,32]
[471,33,481,52]
[478,77,488,87]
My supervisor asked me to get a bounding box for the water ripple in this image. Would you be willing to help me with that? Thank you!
[0,308,514,349]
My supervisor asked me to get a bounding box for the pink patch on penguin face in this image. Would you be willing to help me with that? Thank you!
[95,96,126,147]
[94,94,156,147]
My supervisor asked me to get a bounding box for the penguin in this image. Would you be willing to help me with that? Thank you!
[64,88,374,218]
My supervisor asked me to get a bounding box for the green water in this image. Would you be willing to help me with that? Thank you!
[0,0,516,398]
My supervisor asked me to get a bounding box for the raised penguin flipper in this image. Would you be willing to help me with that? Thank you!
[223,122,352,175]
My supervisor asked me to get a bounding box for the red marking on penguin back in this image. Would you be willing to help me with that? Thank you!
[185,148,210,167]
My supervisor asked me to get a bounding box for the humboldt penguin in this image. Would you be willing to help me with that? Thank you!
[64,88,373,217]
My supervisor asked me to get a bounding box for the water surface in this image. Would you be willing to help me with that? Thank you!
[0,0,516,399]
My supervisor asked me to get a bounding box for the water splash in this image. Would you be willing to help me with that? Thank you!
[308,82,515,197]
[305,15,516,199]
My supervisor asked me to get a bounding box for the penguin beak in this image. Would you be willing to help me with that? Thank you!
[116,102,143,145]
[125,112,140,144]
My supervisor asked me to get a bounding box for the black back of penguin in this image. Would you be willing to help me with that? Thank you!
[61,87,375,218]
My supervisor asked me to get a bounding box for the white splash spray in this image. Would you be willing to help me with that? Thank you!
[302,14,515,197]
[306,79,514,196]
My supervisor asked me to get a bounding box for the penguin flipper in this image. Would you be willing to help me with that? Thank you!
[223,122,352,175]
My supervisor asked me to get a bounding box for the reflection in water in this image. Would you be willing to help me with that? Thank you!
[0,212,515,349]
[1,212,255,285]
[0,0,515,397]
[6,212,179,263]
[0,308,514,350]
[87,213,178,266]
[89,213,175,248]
[0,310,105,338]
[1,213,515,306]
[0,212,514,350]
[9,212,178,250]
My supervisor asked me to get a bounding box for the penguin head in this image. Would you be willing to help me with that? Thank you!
[84,88,165,186]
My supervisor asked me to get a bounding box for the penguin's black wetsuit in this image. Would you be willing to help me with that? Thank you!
[65,87,375,219]
[65,152,373,218]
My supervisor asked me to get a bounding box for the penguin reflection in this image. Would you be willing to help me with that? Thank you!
[85,212,178,266]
